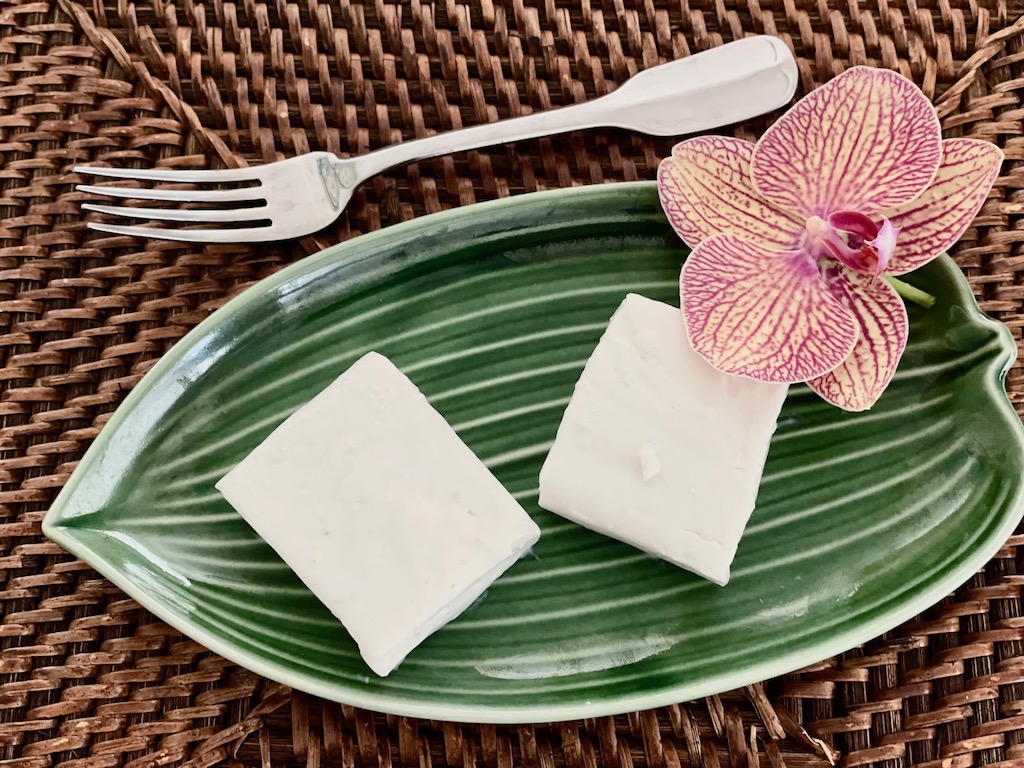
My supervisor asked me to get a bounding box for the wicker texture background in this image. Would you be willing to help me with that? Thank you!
[2,1,1024,767]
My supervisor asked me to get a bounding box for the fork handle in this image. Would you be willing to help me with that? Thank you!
[345,36,796,185]
[347,100,607,183]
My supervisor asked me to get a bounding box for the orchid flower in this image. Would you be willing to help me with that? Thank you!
[658,66,1002,411]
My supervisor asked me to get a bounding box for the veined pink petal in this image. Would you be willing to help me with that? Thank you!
[657,137,805,250]
[884,138,1003,275]
[751,67,942,218]
[680,235,859,383]
[806,268,909,412]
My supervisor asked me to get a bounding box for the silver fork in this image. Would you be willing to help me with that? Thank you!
[76,36,797,244]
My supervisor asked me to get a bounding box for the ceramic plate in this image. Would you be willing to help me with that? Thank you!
[44,183,1024,723]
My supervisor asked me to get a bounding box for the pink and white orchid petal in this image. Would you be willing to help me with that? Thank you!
[657,136,805,250]
[806,268,909,412]
[751,67,943,218]
[680,234,860,383]
[884,138,1003,275]
[867,218,899,276]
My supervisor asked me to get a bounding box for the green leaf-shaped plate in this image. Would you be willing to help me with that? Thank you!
[44,182,1024,723]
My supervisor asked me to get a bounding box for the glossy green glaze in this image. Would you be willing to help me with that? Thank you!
[44,183,1024,723]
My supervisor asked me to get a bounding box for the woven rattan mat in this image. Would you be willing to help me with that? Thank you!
[3,1,1024,767]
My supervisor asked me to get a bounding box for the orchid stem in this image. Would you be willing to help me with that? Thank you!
[883,275,936,309]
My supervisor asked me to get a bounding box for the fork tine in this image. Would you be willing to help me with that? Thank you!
[77,184,265,203]
[83,203,271,224]
[75,164,263,184]
[86,222,282,244]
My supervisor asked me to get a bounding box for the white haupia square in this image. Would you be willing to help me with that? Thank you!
[538,294,788,586]
[216,352,540,676]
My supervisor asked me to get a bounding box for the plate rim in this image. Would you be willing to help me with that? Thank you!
[44,181,1024,723]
